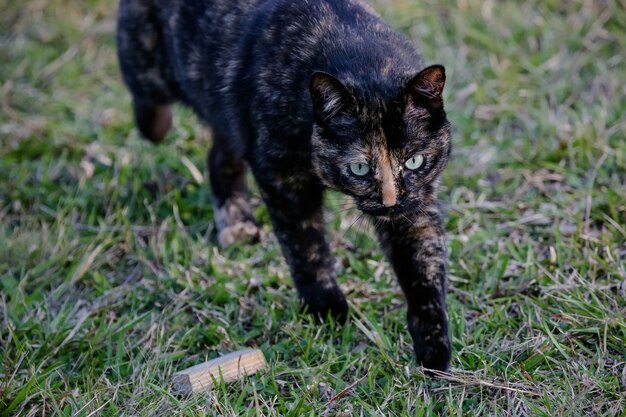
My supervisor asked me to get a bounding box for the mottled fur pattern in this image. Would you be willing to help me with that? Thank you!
[118,0,452,370]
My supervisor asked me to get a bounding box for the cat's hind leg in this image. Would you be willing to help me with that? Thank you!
[208,133,261,247]
[117,0,176,143]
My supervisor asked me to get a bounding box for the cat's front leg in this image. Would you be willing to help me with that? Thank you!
[254,174,348,323]
[375,207,451,371]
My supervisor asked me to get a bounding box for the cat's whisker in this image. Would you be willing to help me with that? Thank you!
[401,213,416,227]
[327,198,356,212]
[336,206,358,214]
[326,195,353,202]
[354,214,367,235]
[356,214,371,236]
[341,212,366,238]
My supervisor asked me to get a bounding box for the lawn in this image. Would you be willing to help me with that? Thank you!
[1,0,625,415]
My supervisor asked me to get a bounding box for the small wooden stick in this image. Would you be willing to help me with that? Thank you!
[172,349,268,395]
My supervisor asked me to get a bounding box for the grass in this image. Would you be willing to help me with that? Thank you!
[1,0,625,415]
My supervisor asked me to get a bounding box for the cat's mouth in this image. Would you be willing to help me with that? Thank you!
[358,202,420,218]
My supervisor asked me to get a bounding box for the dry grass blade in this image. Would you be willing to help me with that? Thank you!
[424,368,542,397]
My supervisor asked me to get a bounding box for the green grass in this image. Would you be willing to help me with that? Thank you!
[1,0,625,415]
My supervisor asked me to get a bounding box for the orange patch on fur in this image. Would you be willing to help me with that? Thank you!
[377,148,397,207]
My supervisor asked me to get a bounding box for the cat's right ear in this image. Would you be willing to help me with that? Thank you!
[309,72,355,124]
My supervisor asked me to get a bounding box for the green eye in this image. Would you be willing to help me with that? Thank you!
[349,162,370,176]
[404,154,424,170]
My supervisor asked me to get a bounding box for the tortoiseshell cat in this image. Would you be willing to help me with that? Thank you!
[118,0,452,370]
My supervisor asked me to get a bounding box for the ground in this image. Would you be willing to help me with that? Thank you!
[1,0,625,416]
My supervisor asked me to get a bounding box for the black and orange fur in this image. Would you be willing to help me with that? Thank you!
[117,0,452,371]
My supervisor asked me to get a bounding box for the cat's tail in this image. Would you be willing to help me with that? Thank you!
[117,0,176,143]
[131,100,172,143]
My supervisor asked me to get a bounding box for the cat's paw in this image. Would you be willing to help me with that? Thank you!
[413,336,451,372]
[299,284,349,324]
[214,196,261,247]
[217,221,262,247]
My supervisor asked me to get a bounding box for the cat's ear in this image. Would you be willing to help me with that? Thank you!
[310,72,355,123]
[405,65,446,109]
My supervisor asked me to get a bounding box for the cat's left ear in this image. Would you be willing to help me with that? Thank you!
[405,65,446,109]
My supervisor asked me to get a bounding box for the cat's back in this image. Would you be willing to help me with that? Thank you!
[236,0,424,132]
[118,0,269,113]
[119,0,424,140]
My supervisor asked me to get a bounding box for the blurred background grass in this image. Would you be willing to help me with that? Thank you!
[1,0,625,416]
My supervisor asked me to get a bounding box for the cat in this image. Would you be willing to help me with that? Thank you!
[117,0,452,371]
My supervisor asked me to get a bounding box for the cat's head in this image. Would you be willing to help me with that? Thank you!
[309,65,451,218]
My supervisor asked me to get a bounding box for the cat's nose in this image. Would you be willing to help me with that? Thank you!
[381,183,397,207]
[382,193,397,207]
